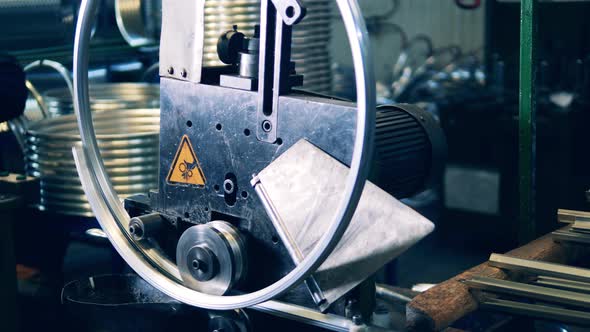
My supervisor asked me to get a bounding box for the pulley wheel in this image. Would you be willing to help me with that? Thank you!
[177,221,247,295]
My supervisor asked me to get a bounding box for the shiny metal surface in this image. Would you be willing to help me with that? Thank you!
[465,276,590,309]
[200,0,332,93]
[176,221,247,295]
[557,209,590,224]
[534,276,590,294]
[252,174,328,308]
[7,59,74,147]
[43,83,159,117]
[26,108,160,217]
[255,139,433,307]
[553,229,590,244]
[481,298,590,327]
[489,253,590,284]
[375,284,412,304]
[115,0,160,47]
[159,0,205,83]
[73,0,374,310]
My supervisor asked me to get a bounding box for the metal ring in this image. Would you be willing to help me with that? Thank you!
[8,59,74,150]
[73,0,374,310]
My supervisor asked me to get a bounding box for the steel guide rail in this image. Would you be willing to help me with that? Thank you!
[465,252,590,326]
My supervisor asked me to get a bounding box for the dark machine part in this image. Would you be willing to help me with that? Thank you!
[0,0,74,51]
[128,213,164,242]
[61,274,250,332]
[371,104,446,198]
[62,274,346,332]
[0,55,27,123]
[217,26,247,66]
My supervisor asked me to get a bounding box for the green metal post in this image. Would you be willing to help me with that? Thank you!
[519,0,538,244]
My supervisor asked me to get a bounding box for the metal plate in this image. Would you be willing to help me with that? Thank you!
[256,140,434,306]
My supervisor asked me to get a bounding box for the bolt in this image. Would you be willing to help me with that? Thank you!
[352,314,363,326]
[261,120,272,132]
[223,179,235,195]
[181,68,188,78]
[129,224,143,239]
[167,67,174,75]
[16,174,26,181]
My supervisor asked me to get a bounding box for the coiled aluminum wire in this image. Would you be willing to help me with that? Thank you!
[25,108,160,217]
[42,83,160,117]
[202,0,332,94]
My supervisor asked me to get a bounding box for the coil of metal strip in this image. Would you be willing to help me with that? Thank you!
[42,83,160,117]
[25,108,160,217]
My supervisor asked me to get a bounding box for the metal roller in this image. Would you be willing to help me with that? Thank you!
[176,221,248,295]
[25,108,160,217]
[42,83,159,117]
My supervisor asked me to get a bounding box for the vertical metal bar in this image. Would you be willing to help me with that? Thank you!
[518,0,538,244]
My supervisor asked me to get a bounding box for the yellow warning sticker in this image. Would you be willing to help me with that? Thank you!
[167,135,206,186]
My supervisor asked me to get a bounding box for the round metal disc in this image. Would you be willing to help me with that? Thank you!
[176,221,246,295]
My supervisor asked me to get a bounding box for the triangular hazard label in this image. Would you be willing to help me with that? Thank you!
[167,135,206,186]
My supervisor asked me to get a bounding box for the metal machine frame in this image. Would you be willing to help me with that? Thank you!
[71,0,382,328]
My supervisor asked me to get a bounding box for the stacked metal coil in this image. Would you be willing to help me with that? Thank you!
[203,0,260,67]
[43,83,160,117]
[201,0,332,94]
[25,109,160,217]
[292,0,332,94]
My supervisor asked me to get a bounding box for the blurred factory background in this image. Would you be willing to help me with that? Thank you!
[1,0,590,331]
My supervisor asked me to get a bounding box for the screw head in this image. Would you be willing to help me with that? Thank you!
[261,120,272,132]
[167,67,174,75]
[223,179,235,195]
